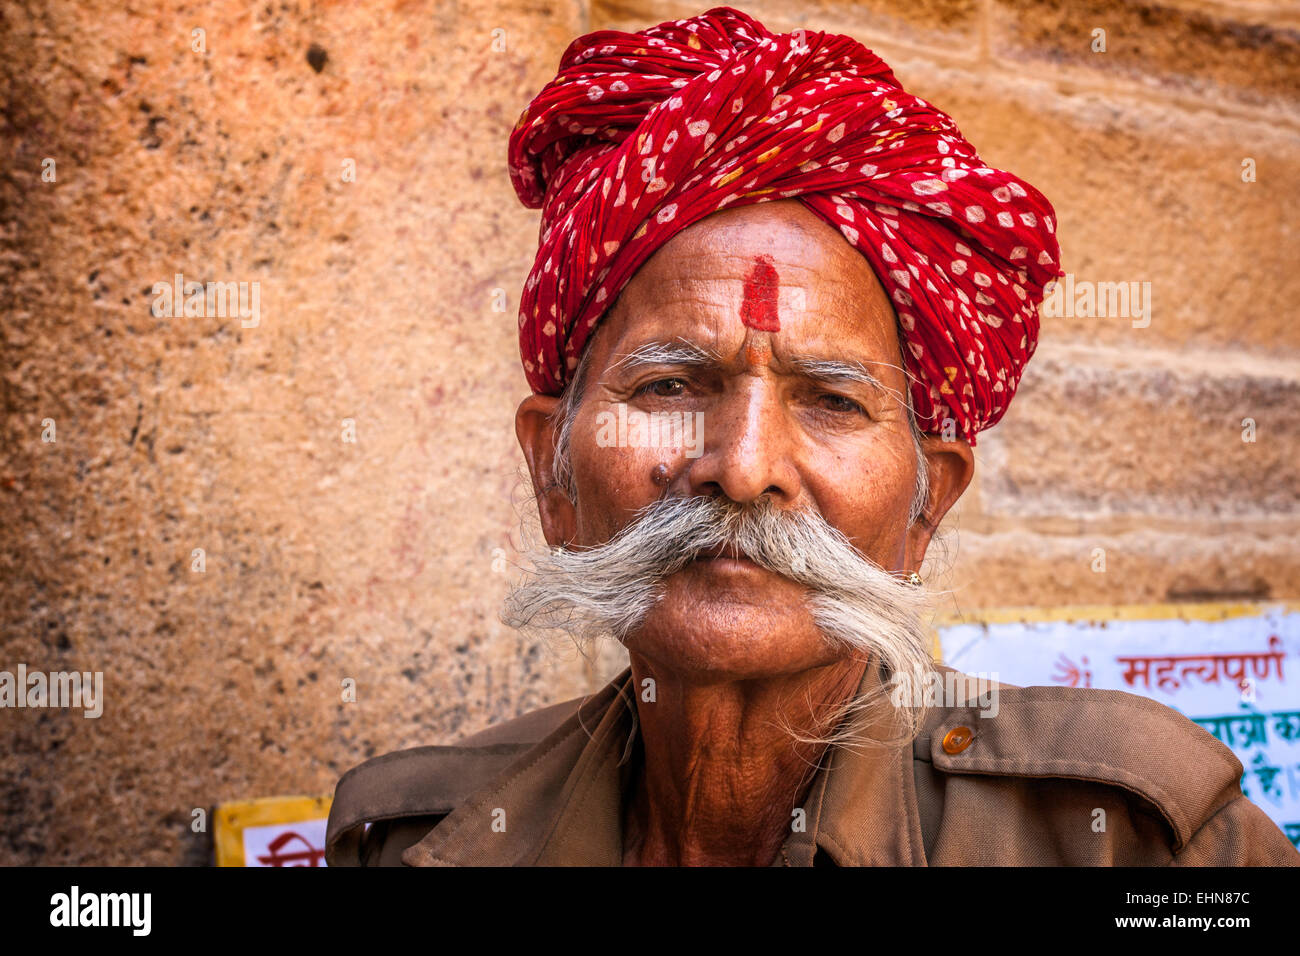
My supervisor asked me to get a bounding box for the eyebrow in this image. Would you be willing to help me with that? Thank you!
[607,342,898,400]
[786,356,894,399]
[610,340,722,372]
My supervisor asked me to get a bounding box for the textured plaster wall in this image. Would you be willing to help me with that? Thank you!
[1,0,1296,863]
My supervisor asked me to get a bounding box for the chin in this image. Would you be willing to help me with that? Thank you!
[621,566,842,683]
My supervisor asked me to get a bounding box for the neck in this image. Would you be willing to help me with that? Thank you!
[621,655,868,866]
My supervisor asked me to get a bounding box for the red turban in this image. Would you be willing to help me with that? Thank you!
[507,6,1062,445]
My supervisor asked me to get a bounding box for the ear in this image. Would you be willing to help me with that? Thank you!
[515,394,578,550]
[905,435,975,570]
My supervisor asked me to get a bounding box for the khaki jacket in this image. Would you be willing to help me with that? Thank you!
[326,664,1300,866]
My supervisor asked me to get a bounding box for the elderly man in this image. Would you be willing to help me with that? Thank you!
[326,7,1299,866]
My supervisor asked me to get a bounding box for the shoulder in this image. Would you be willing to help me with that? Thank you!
[918,668,1299,864]
[325,695,585,866]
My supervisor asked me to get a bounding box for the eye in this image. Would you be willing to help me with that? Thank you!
[634,377,687,398]
[817,392,866,415]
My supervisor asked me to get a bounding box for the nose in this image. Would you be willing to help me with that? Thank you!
[686,376,802,506]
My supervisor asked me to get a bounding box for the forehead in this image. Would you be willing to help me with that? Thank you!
[597,200,902,372]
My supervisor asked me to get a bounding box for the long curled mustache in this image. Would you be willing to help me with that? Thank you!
[502,494,939,741]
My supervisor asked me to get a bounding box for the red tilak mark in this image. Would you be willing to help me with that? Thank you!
[740,254,780,332]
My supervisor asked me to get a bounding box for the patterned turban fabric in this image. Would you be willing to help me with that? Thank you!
[507,6,1063,445]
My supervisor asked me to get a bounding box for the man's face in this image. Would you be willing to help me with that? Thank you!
[519,199,972,683]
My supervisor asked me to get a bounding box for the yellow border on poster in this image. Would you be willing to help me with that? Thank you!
[927,600,1300,661]
[214,795,333,867]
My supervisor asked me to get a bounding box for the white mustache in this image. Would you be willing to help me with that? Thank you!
[502,494,937,676]
[502,493,940,745]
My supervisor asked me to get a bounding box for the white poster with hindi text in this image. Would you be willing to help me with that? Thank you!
[937,604,1300,850]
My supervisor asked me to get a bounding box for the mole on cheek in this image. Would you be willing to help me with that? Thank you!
[740,254,780,332]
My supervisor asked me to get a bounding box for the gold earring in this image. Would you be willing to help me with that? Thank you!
[905,570,922,587]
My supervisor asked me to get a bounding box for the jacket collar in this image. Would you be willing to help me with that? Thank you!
[403,663,929,866]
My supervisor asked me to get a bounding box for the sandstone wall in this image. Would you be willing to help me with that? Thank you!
[1,0,1295,863]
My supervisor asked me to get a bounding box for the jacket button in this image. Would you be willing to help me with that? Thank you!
[942,726,974,754]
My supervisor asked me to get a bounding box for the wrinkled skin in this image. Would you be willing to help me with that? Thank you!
[516,199,974,865]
